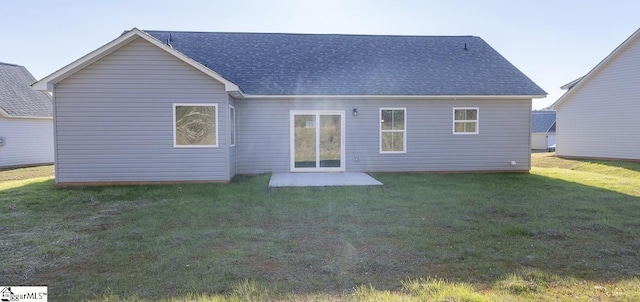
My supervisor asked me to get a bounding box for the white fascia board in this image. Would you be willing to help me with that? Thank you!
[238,94,546,100]
[32,31,140,91]
[134,29,239,92]
[2,116,53,120]
[549,90,570,110]
[545,121,556,134]
[552,27,640,110]
[560,76,585,90]
[33,28,240,93]
[0,107,52,119]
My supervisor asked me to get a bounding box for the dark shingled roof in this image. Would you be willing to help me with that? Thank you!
[531,111,556,133]
[0,62,52,118]
[144,31,546,96]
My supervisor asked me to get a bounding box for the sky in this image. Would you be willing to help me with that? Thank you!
[2,0,639,109]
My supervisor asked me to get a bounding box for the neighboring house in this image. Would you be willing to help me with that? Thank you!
[33,28,546,185]
[0,62,53,168]
[531,111,556,150]
[552,28,640,161]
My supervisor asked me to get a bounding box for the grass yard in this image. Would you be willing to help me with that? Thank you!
[0,164,54,182]
[1,154,639,301]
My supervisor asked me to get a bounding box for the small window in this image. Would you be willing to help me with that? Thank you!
[173,104,218,147]
[380,108,406,153]
[453,108,478,134]
[229,105,236,147]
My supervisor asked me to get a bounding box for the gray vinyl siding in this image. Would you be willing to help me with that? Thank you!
[0,117,54,167]
[54,37,231,183]
[556,35,640,160]
[236,98,531,174]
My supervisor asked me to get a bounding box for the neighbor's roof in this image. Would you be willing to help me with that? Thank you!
[0,62,52,118]
[560,76,585,90]
[531,111,556,133]
[144,30,546,96]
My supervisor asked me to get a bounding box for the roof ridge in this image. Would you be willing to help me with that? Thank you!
[142,30,478,38]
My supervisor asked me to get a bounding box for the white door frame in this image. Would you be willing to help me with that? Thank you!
[290,110,345,172]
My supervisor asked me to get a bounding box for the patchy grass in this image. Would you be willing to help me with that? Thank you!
[1,155,639,301]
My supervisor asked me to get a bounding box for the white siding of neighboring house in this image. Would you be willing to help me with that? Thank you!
[53,37,232,184]
[547,134,556,148]
[556,33,640,160]
[236,98,532,174]
[531,133,554,150]
[0,117,54,168]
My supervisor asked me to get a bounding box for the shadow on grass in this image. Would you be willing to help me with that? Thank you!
[1,172,639,301]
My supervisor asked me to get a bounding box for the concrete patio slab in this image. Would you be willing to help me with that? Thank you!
[269,172,383,187]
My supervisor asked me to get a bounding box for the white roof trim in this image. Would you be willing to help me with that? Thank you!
[0,106,52,119]
[0,115,53,120]
[237,94,546,100]
[32,28,240,93]
[551,27,640,110]
[545,121,556,134]
[559,76,585,90]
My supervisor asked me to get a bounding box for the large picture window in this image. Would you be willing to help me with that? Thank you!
[453,107,479,134]
[173,104,218,147]
[380,108,406,153]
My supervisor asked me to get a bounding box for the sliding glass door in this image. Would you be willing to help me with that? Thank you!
[291,111,345,172]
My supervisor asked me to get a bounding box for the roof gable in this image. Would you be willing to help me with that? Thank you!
[552,27,640,109]
[34,28,545,98]
[144,31,546,97]
[0,62,52,118]
[531,111,556,133]
[33,28,239,93]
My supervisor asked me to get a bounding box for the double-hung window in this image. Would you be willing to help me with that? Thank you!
[453,107,478,134]
[380,108,406,153]
[173,103,218,147]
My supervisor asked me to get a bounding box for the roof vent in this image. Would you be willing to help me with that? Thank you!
[464,43,468,51]
[166,33,173,48]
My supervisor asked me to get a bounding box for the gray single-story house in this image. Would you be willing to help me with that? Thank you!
[531,111,556,150]
[1,62,53,168]
[33,28,545,185]
[551,28,640,161]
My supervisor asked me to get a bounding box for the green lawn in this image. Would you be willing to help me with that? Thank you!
[1,155,639,301]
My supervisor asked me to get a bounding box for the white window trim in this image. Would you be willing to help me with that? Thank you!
[379,107,407,154]
[452,107,479,135]
[229,105,236,147]
[290,110,346,172]
[173,103,219,148]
